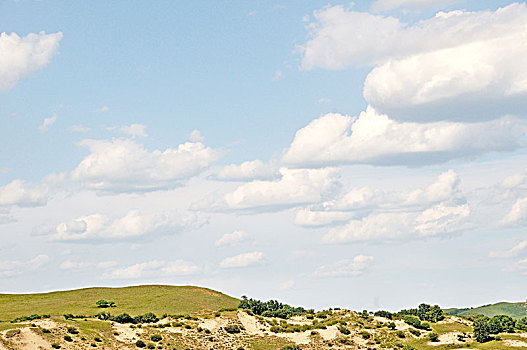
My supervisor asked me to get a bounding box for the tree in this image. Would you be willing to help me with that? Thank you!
[474,318,491,343]
[516,317,527,331]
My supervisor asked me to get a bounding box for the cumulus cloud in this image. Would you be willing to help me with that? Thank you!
[371,0,460,13]
[195,167,340,212]
[214,160,278,181]
[215,230,250,247]
[101,260,201,279]
[294,209,355,227]
[121,123,147,137]
[323,203,470,243]
[41,210,202,242]
[502,197,527,226]
[490,240,527,258]
[219,251,264,268]
[312,255,373,277]
[0,254,50,278]
[282,109,526,167]
[301,4,527,121]
[0,31,62,93]
[71,138,220,193]
[0,179,48,207]
[38,114,57,132]
[59,260,116,270]
[189,129,204,142]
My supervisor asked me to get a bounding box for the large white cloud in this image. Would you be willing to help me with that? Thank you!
[0,180,48,207]
[502,197,527,226]
[101,260,201,279]
[490,240,527,258]
[312,255,374,277]
[323,203,470,243]
[0,31,63,93]
[301,3,527,121]
[71,138,220,193]
[194,167,340,212]
[41,210,202,242]
[282,109,526,167]
[215,230,250,247]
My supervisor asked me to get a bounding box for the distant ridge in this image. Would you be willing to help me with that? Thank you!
[0,285,239,320]
[446,301,527,319]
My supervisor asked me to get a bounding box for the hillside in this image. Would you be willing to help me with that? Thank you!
[0,285,239,321]
[446,302,527,319]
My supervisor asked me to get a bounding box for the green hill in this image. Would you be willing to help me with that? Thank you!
[447,301,527,319]
[0,285,239,321]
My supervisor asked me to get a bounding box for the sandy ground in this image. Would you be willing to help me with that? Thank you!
[112,322,144,343]
[503,339,527,348]
[0,327,51,350]
[199,316,229,332]
[287,316,311,325]
[237,311,266,335]
[428,332,464,346]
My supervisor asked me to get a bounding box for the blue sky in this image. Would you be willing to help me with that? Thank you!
[1,0,527,311]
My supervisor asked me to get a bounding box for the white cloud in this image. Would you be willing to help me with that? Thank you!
[42,210,201,242]
[94,106,109,113]
[71,138,220,193]
[215,230,250,247]
[490,240,527,258]
[59,260,117,271]
[196,167,340,212]
[502,197,527,226]
[214,160,278,181]
[70,125,91,132]
[294,209,355,227]
[323,203,470,243]
[0,179,48,207]
[101,260,201,279]
[371,0,460,13]
[300,4,527,70]
[282,109,526,167]
[0,31,62,93]
[189,129,204,142]
[279,280,295,290]
[272,70,283,81]
[219,251,264,268]
[504,258,527,275]
[313,255,373,277]
[121,123,147,137]
[38,114,57,132]
[0,254,50,278]
[300,4,527,121]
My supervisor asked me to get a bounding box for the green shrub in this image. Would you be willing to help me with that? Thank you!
[409,328,421,337]
[224,325,241,334]
[396,330,405,338]
[147,344,155,349]
[96,299,115,308]
[150,334,162,342]
[5,329,21,338]
[281,346,301,350]
[67,327,79,334]
[42,328,51,334]
[64,335,73,342]
[135,340,146,348]
[388,322,396,330]
[429,332,439,342]
[51,344,61,349]
[94,337,102,342]
[339,326,351,335]
[361,331,371,339]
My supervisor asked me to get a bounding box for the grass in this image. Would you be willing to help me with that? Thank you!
[431,322,472,334]
[0,285,239,321]
[447,302,527,319]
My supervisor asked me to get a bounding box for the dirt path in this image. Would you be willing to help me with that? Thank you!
[503,339,527,347]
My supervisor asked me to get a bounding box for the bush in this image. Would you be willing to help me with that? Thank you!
[96,312,111,320]
[64,335,73,342]
[42,328,51,334]
[150,334,162,342]
[5,329,21,338]
[339,326,351,335]
[96,299,115,308]
[474,318,491,343]
[374,310,393,319]
[135,340,146,348]
[51,344,61,349]
[112,313,135,324]
[388,322,396,330]
[94,337,102,342]
[281,346,301,350]
[409,328,421,337]
[396,330,405,338]
[238,296,306,319]
[146,344,155,349]
[135,312,158,324]
[224,325,241,334]
[361,331,371,339]
[67,327,79,334]
[429,332,439,342]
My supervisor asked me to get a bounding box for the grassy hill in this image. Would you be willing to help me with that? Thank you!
[0,285,239,321]
[446,301,527,319]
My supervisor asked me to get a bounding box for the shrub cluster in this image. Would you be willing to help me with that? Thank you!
[12,314,50,323]
[402,315,430,330]
[238,296,305,319]
[472,314,516,343]
[398,304,444,323]
[96,299,116,308]
[110,312,159,324]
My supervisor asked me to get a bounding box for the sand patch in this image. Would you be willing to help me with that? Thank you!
[428,332,464,346]
[1,327,51,350]
[272,331,312,344]
[112,322,143,343]
[199,316,229,331]
[237,311,266,336]
[503,339,527,347]
[318,325,339,341]
[287,316,311,325]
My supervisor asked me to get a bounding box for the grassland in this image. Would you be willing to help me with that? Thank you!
[447,302,527,319]
[0,285,239,321]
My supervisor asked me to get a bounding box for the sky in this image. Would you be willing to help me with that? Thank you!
[1,0,527,312]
